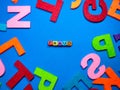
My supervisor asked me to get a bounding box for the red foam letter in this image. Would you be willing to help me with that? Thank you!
[24,84,33,90]
[36,0,63,22]
[83,0,107,22]
[6,60,34,89]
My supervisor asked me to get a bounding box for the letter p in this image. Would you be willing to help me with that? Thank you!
[92,34,116,58]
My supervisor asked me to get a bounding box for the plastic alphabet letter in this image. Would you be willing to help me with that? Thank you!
[63,72,92,90]
[53,41,58,46]
[0,59,5,77]
[6,60,34,89]
[58,41,62,46]
[92,34,116,58]
[71,0,81,9]
[62,41,67,46]
[108,0,120,20]
[0,37,25,56]
[81,53,106,79]
[36,0,63,22]
[7,6,31,28]
[93,67,120,90]
[34,67,58,90]
[48,41,53,46]
[83,0,107,22]
[67,41,72,47]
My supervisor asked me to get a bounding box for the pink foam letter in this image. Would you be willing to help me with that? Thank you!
[0,59,5,76]
[7,6,31,28]
[81,53,106,79]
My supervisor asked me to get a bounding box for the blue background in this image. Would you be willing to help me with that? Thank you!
[0,0,120,89]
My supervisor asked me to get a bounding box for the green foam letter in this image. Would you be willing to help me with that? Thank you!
[92,34,116,58]
[34,67,58,90]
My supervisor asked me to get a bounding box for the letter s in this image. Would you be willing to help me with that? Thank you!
[80,53,105,79]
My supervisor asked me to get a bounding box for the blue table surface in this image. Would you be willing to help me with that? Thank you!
[0,0,120,90]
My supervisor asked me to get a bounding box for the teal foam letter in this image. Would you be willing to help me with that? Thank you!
[63,72,92,90]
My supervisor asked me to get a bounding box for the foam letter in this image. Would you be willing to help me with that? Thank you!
[92,34,116,58]
[113,34,120,42]
[113,34,120,51]
[0,59,5,77]
[0,24,6,32]
[63,72,92,90]
[93,67,120,90]
[36,0,63,22]
[24,84,33,90]
[108,0,120,20]
[7,6,31,28]
[0,37,25,56]
[0,82,1,87]
[34,67,58,90]
[12,0,18,4]
[6,60,34,89]
[83,0,107,22]
[81,53,106,79]
[71,0,81,9]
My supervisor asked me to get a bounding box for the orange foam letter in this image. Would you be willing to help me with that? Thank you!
[108,0,120,20]
[0,37,25,56]
[93,67,120,90]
